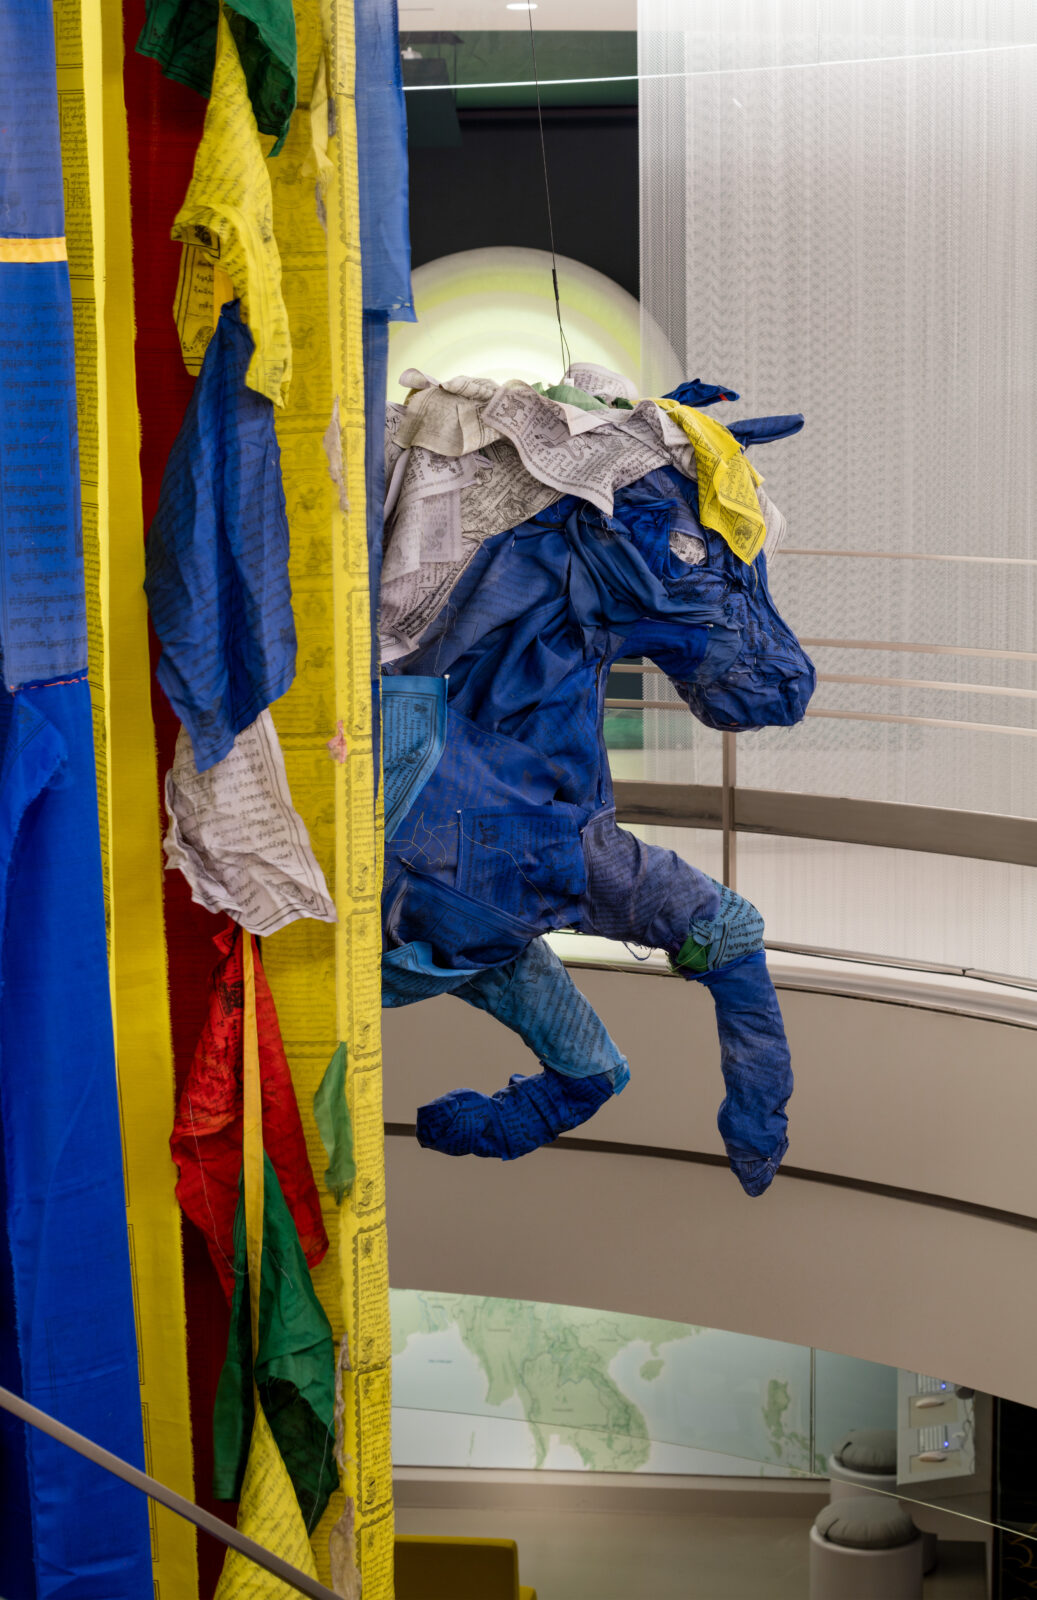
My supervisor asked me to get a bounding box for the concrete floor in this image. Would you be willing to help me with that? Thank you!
[396,1504,988,1600]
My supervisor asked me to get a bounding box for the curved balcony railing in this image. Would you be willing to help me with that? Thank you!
[605,639,1037,980]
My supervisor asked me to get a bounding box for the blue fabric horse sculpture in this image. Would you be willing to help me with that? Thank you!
[380,371,814,1197]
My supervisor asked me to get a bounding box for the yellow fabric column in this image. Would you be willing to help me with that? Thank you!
[53,0,198,1592]
[323,0,394,1589]
[264,0,393,1590]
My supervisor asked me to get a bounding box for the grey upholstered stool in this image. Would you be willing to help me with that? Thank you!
[828,1429,898,1501]
[829,1428,937,1573]
[810,1495,924,1600]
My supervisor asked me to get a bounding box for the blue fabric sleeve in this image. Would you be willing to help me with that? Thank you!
[576,815,791,1196]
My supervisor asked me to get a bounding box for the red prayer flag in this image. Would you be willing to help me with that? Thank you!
[171,922,329,1297]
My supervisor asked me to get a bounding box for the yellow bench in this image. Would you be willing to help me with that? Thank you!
[395,1534,538,1600]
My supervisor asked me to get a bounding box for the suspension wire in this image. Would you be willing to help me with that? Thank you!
[526,7,573,378]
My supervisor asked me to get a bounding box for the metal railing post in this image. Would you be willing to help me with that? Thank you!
[0,1385,344,1600]
[722,730,737,889]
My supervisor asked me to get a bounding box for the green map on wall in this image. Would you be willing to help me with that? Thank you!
[390,1290,817,1475]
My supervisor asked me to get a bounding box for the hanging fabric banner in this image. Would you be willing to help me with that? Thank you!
[0,7,154,1593]
[321,7,394,1578]
[262,0,393,1588]
[211,930,331,1599]
[53,0,200,1591]
[122,7,246,1591]
[355,0,414,773]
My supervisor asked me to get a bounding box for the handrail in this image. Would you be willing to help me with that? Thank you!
[801,637,1037,662]
[781,548,1037,565]
[815,672,1037,699]
[809,707,1037,735]
[606,699,1037,737]
[614,639,1037,662]
[611,780,1037,868]
[0,1386,341,1600]
[606,649,1037,878]
[608,663,1037,699]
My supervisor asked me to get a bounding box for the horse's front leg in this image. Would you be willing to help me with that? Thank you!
[577,811,792,1196]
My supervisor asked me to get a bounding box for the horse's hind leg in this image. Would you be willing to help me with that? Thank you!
[414,937,630,1159]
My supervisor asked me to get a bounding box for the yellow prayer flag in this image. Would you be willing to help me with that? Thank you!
[171,9,292,404]
[653,397,767,564]
[213,1404,322,1600]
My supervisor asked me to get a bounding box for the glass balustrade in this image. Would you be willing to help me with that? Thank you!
[390,1289,1018,1544]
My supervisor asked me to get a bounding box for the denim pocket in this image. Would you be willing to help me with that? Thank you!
[381,940,475,1006]
[385,870,539,970]
[456,804,587,931]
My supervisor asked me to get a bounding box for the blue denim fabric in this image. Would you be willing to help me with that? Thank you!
[384,936,628,1087]
[577,808,720,947]
[695,953,792,1197]
[416,1068,616,1160]
[388,936,629,1158]
[576,814,789,1196]
[684,882,766,971]
[383,408,809,1184]
[382,940,476,1005]
[451,937,630,1091]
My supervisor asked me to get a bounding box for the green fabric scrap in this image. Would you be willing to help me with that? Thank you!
[212,1155,338,1530]
[138,0,297,154]
[533,381,611,413]
[314,1042,355,1204]
[669,931,710,975]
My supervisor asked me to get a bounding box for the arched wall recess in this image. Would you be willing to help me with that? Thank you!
[386,245,681,399]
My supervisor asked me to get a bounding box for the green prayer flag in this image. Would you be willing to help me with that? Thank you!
[314,1042,355,1204]
[212,1155,339,1531]
[138,0,297,154]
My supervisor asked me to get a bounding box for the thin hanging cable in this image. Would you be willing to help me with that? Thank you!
[402,43,1037,93]
[526,8,572,377]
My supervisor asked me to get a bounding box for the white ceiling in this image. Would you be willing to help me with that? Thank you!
[398,0,636,34]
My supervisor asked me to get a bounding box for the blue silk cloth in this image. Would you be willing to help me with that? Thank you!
[0,687,154,1598]
[356,0,414,784]
[144,300,295,772]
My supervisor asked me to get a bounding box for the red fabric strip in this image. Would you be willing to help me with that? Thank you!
[121,14,229,1594]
